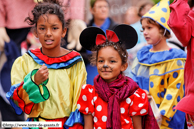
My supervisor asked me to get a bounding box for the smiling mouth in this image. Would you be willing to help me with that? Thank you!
[101,71,111,73]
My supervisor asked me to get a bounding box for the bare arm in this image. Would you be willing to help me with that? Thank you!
[132,115,142,129]
[84,114,93,129]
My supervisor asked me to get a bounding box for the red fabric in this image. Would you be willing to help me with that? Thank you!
[68,123,83,129]
[142,103,159,129]
[106,30,119,43]
[168,0,194,115]
[96,34,107,45]
[12,82,35,114]
[95,30,119,45]
[93,74,139,129]
[30,49,80,64]
[77,84,150,128]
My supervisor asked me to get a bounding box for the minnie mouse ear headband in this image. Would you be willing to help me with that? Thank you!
[79,24,138,51]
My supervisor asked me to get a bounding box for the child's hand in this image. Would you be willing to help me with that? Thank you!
[34,64,49,85]
[144,90,152,100]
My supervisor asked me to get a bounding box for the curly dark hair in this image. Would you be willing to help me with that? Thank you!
[90,41,128,66]
[25,0,66,29]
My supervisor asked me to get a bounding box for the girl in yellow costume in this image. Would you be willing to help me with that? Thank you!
[6,0,86,128]
[131,0,186,128]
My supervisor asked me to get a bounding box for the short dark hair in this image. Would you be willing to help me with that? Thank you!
[90,0,109,8]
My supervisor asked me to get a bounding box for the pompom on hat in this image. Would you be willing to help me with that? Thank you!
[79,24,138,51]
[142,0,171,33]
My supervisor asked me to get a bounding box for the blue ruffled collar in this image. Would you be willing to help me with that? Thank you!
[137,45,186,65]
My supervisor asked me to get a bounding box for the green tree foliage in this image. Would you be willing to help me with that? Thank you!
[152,0,174,4]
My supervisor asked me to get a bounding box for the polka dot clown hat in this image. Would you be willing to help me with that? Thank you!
[142,0,170,33]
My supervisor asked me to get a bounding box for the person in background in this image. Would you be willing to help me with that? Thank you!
[88,0,117,31]
[85,0,118,85]
[124,6,140,25]
[131,0,186,128]
[131,0,154,44]
[124,0,154,77]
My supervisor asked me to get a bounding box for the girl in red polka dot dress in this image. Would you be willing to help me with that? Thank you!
[78,25,159,129]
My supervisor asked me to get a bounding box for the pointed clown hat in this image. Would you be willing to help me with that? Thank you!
[142,0,170,33]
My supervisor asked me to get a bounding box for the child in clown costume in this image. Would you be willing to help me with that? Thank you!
[6,0,86,128]
[131,0,186,128]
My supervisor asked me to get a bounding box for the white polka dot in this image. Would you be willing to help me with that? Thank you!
[82,95,87,101]
[138,103,144,107]
[126,98,131,104]
[82,84,87,89]
[94,117,98,123]
[94,127,95,129]
[124,119,129,124]
[89,88,93,93]
[85,107,89,113]
[132,112,136,115]
[96,105,102,111]
[91,100,94,105]
[140,109,147,114]
[97,127,102,129]
[120,108,125,114]
[134,92,140,97]
[130,101,133,106]
[77,104,81,110]
[92,112,95,116]
[93,96,97,102]
[142,93,145,99]
[102,116,107,122]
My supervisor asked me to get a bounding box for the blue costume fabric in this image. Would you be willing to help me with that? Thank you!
[131,45,186,129]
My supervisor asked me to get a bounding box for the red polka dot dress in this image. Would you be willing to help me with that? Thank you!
[77,84,149,129]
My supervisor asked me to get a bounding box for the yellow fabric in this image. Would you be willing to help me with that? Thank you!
[143,0,170,32]
[132,58,185,128]
[149,60,185,127]
[11,53,87,119]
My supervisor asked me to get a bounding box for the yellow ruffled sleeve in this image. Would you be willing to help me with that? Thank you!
[70,60,87,112]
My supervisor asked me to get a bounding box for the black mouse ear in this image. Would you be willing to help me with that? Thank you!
[79,27,105,50]
[114,24,138,49]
